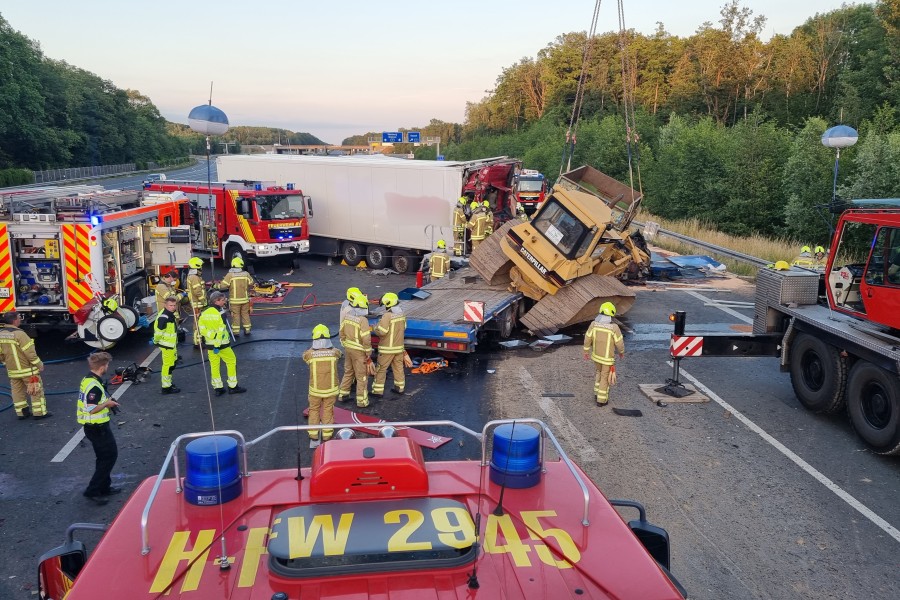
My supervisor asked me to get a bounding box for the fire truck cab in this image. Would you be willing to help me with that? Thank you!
[514,169,548,215]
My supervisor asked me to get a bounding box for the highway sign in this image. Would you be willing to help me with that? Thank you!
[407,132,421,143]
[382,132,402,143]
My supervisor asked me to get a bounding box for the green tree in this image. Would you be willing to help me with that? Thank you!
[783,117,835,242]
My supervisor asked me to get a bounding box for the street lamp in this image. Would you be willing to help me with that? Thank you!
[188,97,229,278]
[821,124,859,208]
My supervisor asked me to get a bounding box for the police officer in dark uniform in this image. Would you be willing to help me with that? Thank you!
[77,352,121,506]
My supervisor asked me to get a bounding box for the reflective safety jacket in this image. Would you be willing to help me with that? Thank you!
[430,251,450,279]
[302,347,343,397]
[77,373,111,425]
[155,281,182,313]
[340,314,372,354]
[153,309,178,349]
[0,325,42,378]
[186,272,207,309]
[219,269,253,305]
[583,319,624,366]
[791,253,816,267]
[453,206,468,232]
[339,299,355,325]
[198,306,230,348]
[374,309,406,354]
[468,210,489,241]
[485,209,494,235]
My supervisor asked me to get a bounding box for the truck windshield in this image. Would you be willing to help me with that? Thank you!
[518,179,544,192]
[532,199,589,257]
[256,194,305,220]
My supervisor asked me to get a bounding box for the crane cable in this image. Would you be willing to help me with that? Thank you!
[617,0,643,200]
[560,0,604,177]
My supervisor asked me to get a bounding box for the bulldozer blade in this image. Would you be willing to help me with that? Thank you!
[520,274,635,336]
[468,221,516,285]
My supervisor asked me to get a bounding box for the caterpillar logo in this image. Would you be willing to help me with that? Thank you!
[518,246,548,276]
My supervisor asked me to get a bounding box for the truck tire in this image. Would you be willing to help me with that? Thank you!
[392,250,417,274]
[225,244,245,268]
[789,332,847,414]
[366,246,389,270]
[342,242,363,266]
[847,361,900,455]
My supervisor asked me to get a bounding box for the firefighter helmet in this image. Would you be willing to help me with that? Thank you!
[470,201,479,210]
[437,239,446,249]
[352,295,369,309]
[458,197,467,205]
[483,200,490,208]
[102,297,119,313]
[814,245,825,255]
[231,256,244,268]
[312,324,330,339]
[347,286,361,301]
[381,292,399,309]
[800,245,811,254]
[599,302,616,317]
[161,270,176,279]
[189,257,203,269]
[773,260,791,271]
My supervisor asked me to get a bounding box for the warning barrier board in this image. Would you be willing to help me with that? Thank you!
[670,335,703,357]
[463,300,484,323]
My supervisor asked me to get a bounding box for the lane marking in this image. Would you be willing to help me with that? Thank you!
[51,348,160,463]
[675,364,900,544]
[685,290,753,324]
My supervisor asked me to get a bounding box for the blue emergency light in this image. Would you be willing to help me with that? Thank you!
[287,183,294,190]
[90,215,101,226]
[254,183,262,191]
[489,424,542,489]
[183,435,242,506]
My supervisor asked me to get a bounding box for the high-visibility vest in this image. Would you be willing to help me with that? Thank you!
[220,269,253,304]
[453,207,468,231]
[198,306,230,347]
[303,347,342,397]
[431,252,450,279]
[186,273,207,309]
[374,311,406,354]
[0,325,42,378]
[583,321,624,365]
[485,210,494,235]
[153,310,178,349]
[77,375,111,425]
[468,212,489,241]
[340,315,371,352]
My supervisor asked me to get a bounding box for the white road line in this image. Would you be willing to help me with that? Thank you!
[51,348,160,463]
[685,290,754,324]
[517,367,600,463]
[676,364,900,544]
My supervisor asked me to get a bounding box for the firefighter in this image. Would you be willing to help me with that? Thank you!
[186,257,207,347]
[155,270,184,315]
[337,294,372,407]
[814,245,827,266]
[340,287,362,324]
[427,240,451,283]
[468,201,489,251]
[791,245,816,268]
[154,296,180,395]
[371,292,407,398]
[453,197,468,256]
[583,302,625,407]
[516,203,529,222]
[78,351,120,506]
[302,324,342,448]
[218,256,254,336]
[483,200,494,236]
[198,291,246,395]
[0,312,49,420]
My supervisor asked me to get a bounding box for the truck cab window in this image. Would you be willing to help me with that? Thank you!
[256,195,305,221]
[532,199,589,257]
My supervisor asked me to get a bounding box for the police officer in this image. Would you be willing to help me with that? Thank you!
[155,270,184,315]
[453,197,468,257]
[426,240,451,283]
[303,324,343,448]
[78,351,120,506]
[198,291,246,396]
[371,292,407,398]
[186,257,207,347]
[154,296,180,395]
[583,302,625,407]
[468,201,489,251]
[0,312,49,420]
[218,256,254,336]
[338,294,372,407]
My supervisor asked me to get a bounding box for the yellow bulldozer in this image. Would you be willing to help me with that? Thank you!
[470,165,649,336]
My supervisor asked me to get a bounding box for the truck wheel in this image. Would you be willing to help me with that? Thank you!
[499,306,516,338]
[847,361,900,455]
[225,244,244,267]
[392,250,417,274]
[366,246,389,270]
[789,332,847,414]
[342,242,363,266]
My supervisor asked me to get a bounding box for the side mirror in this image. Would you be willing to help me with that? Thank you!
[306,195,314,218]
[38,542,87,598]
[239,199,251,218]
[609,499,671,570]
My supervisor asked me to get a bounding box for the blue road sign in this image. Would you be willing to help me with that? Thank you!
[437,155,445,161]
[407,131,421,143]
[382,132,402,143]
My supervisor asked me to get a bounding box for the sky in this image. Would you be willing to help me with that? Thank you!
[3,0,857,145]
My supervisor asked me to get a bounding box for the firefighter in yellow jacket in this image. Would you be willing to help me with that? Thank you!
[583,302,625,407]
[371,292,406,398]
[453,197,468,256]
[218,256,254,336]
[303,324,342,448]
[186,257,207,347]
[155,270,184,316]
[0,312,49,420]
[423,240,451,283]
[483,200,494,236]
[197,292,246,396]
[791,245,816,268]
[338,294,372,407]
[468,201,489,250]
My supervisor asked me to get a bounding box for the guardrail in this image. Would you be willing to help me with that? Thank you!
[635,219,770,268]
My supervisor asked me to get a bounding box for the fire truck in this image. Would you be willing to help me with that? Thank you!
[145,180,311,265]
[514,169,548,214]
[0,186,191,348]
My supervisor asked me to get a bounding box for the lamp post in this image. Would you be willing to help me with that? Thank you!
[188,98,229,279]
[821,124,859,208]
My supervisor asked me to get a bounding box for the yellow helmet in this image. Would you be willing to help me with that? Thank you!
[381,292,399,309]
[437,239,446,249]
[801,245,811,254]
[470,201,479,210]
[773,260,791,271]
[483,200,490,208]
[347,286,361,301]
[231,256,244,268]
[814,245,825,254]
[458,197,467,205]
[352,295,369,309]
[599,302,616,317]
[102,297,119,313]
[312,324,330,339]
[189,257,203,269]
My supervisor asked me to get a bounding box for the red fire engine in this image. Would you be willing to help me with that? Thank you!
[145,180,311,265]
[514,169,548,214]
